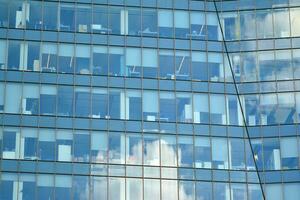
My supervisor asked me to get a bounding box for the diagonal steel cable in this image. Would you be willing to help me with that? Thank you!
[212,1,266,199]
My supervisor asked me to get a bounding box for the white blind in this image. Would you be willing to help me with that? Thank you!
[210,95,225,114]
[192,52,206,62]
[39,129,55,142]
[91,133,107,150]
[37,175,54,187]
[23,85,39,98]
[143,91,158,112]
[55,175,72,188]
[41,85,57,95]
[143,49,157,67]
[56,130,73,140]
[195,137,210,147]
[208,53,222,63]
[281,137,298,158]
[76,45,90,57]
[42,43,57,54]
[212,138,227,161]
[258,51,274,61]
[0,40,6,63]
[174,11,189,28]
[193,94,208,112]
[206,13,218,25]
[22,128,37,137]
[158,10,173,27]
[93,46,107,53]
[278,93,294,105]
[191,12,205,25]
[126,48,141,66]
[59,44,74,56]
[109,47,123,55]
[260,94,277,105]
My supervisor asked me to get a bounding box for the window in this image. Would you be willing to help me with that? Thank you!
[212,138,228,169]
[20,174,36,200]
[0,0,8,28]
[291,8,300,37]
[263,138,281,170]
[179,181,195,200]
[55,175,72,200]
[75,45,90,74]
[177,93,192,123]
[213,183,230,200]
[280,137,298,169]
[240,11,256,39]
[37,175,54,200]
[27,2,42,30]
[178,136,193,167]
[196,182,212,200]
[4,83,22,114]
[126,48,141,77]
[126,134,142,165]
[58,44,74,73]
[192,52,207,81]
[60,4,75,31]
[38,129,55,161]
[190,12,206,40]
[110,7,121,34]
[92,177,107,200]
[162,180,178,200]
[208,53,223,82]
[127,179,142,200]
[0,83,4,112]
[0,40,6,70]
[158,10,173,37]
[221,12,240,40]
[144,179,160,200]
[109,89,125,119]
[273,9,290,38]
[9,1,28,29]
[92,6,109,34]
[73,176,89,200]
[76,5,91,33]
[126,90,142,120]
[258,51,275,81]
[43,2,57,31]
[109,178,125,200]
[91,132,107,163]
[159,50,174,79]
[92,88,108,119]
[210,95,226,125]
[41,43,57,72]
[2,129,19,159]
[195,137,211,168]
[161,135,177,166]
[75,87,91,117]
[40,85,56,115]
[22,84,39,115]
[142,49,158,78]
[229,138,245,170]
[109,132,125,164]
[175,51,190,80]
[21,128,38,160]
[174,11,189,38]
[193,94,209,124]
[227,95,243,126]
[109,47,124,76]
[26,42,40,71]
[92,46,108,75]
[57,86,73,116]
[7,41,21,70]
[265,184,282,200]
[256,10,273,38]
[143,134,160,166]
[206,13,219,40]
[160,92,176,122]
[74,131,90,162]
[143,91,158,121]
[260,94,277,125]
[56,130,73,162]
[142,9,157,37]
[128,8,141,36]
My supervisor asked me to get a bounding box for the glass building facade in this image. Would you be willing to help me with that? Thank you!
[0,0,300,199]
